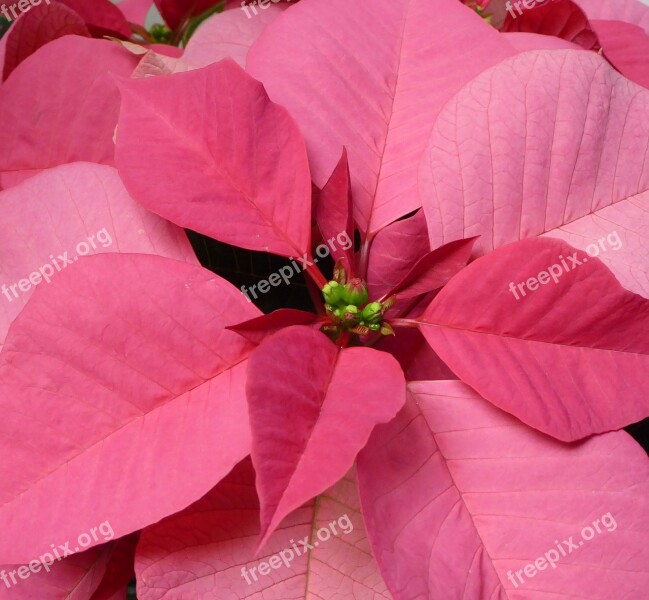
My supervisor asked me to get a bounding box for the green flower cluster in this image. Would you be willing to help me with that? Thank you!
[322,278,394,336]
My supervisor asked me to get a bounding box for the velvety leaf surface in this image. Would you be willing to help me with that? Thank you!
[0,254,260,563]
[420,49,649,277]
[136,459,391,599]
[0,545,112,600]
[366,210,430,300]
[315,149,355,274]
[116,59,312,258]
[592,19,649,89]
[0,37,139,189]
[57,0,131,37]
[501,0,600,49]
[246,326,406,548]
[0,162,197,351]
[419,237,649,441]
[1,1,89,81]
[358,381,649,600]
[247,0,516,236]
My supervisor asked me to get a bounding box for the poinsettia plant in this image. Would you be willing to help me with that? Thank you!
[1,0,649,598]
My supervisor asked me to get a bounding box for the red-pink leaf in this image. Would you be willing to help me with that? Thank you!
[0,254,260,563]
[94,590,127,600]
[247,0,516,237]
[358,381,649,599]
[228,309,324,345]
[502,31,582,50]
[377,328,457,381]
[315,148,355,274]
[182,3,285,68]
[136,459,391,599]
[0,546,112,600]
[383,237,477,301]
[117,0,153,26]
[501,0,600,50]
[116,59,312,258]
[418,237,649,441]
[0,162,197,351]
[246,326,406,549]
[0,37,139,189]
[154,0,221,30]
[575,0,649,34]
[366,210,430,300]
[1,1,89,81]
[593,19,649,89]
[420,50,649,267]
[98,591,126,600]
[57,0,131,37]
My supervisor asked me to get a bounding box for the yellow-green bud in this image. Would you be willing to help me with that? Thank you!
[342,278,369,306]
[322,280,345,304]
[362,302,383,324]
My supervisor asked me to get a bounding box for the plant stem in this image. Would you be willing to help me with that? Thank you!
[306,261,327,289]
[336,330,351,348]
[129,23,153,43]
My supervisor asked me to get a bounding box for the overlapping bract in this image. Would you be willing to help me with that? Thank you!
[0,254,259,562]
[358,382,649,599]
[0,36,138,188]
[135,461,391,600]
[419,237,649,441]
[246,326,406,548]
[116,59,312,258]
